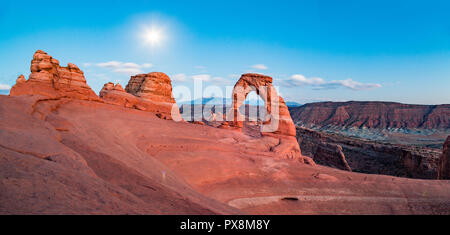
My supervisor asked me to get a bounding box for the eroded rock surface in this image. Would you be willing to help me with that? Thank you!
[289,101,450,149]
[100,72,181,120]
[313,143,352,172]
[9,50,99,101]
[438,136,450,179]
[227,73,296,137]
[220,73,308,162]
[297,127,441,179]
[290,101,450,130]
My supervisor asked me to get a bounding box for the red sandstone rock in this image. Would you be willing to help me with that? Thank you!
[228,74,296,137]
[438,136,450,179]
[9,50,99,101]
[114,83,124,91]
[312,172,338,181]
[224,73,304,162]
[192,121,206,125]
[297,127,441,179]
[99,72,181,120]
[16,74,26,84]
[126,72,175,103]
[313,142,352,171]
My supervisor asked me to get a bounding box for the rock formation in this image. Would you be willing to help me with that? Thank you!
[438,136,450,179]
[125,73,175,103]
[9,50,99,101]
[227,73,296,136]
[99,72,181,120]
[224,73,308,162]
[313,143,352,171]
[297,127,441,179]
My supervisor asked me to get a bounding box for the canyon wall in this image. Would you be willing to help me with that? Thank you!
[290,101,450,130]
[297,127,441,179]
[438,136,450,179]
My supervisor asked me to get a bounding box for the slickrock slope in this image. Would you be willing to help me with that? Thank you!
[439,136,450,179]
[9,50,99,101]
[0,95,239,214]
[290,101,450,130]
[297,127,441,179]
[2,95,450,214]
[100,73,181,120]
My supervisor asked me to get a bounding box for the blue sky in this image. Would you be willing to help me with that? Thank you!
[0,0,449,104]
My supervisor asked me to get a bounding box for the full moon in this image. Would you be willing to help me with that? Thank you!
[144,27,163,46]
[146,30,160,43]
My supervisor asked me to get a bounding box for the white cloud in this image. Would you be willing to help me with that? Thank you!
[191,74,211,81]
[122,62,141,69]
[113,67,143,75]
[0,84,11,90]
[91,73,108,80]
[94,61,153,75]
[300,97,348,103]
[325,79,382,90]
[172,73,187,82]
[97,61,122,68]
[283,74,381,91]
[228,74,244,81]
[210,76,232,85]
[290,74,325,85]
[174,74,232,85]
[251,64,268,70]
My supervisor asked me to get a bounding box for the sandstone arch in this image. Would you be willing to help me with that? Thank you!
[227,73,296,137]
[223,73,312,163]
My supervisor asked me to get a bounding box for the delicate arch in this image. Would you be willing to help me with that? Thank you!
[227,73,296,136]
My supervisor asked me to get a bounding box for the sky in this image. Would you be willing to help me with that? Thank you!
[0,0,449,104]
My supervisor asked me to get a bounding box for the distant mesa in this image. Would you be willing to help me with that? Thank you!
[290,101,450,130]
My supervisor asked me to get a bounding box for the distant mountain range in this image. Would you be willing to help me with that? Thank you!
[178,97,302,107]
[285,101,302,107]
